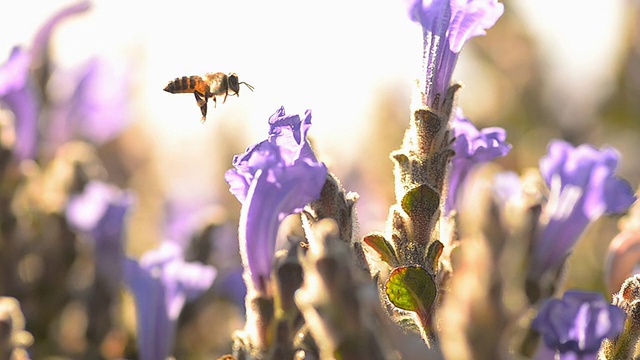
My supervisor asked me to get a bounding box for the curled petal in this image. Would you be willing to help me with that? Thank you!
[407,0,451,37]
[448,0,504,52]
[31,1,91,61]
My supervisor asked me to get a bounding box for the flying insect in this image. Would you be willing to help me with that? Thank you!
[164,72,254,122]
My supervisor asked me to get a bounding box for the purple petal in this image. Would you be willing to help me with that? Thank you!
[0,48,38,160]
[531,141,637,278]
[66,181,134,239]
[405,0,503,106]
[446,110,511,213]
[68,58,132,144]
[601,175,636,215]
[0,1,91,161]
[0,47,30,95]
[532,290,626,355]
[31,1,91,61]
[448,0,504,53]
[125,242,216,360]
[225,141,280,204]
[66,181,134,293]
[240,162,326,291]
[124,258,172,360]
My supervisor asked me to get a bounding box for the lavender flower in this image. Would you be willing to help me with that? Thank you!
[0,1,90,160]
[529,140,636,280]
[406,0,503,107]
[446,109,511,213]
[48,58,132,148]
[66,181,134,291]
[124,241,216,360]
[532,290,626,358]
[224,106,327,293]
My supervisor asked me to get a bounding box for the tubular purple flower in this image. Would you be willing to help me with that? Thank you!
[0,1,90,161]
[65,181,134,292]
[446,109,511,213]
[48,58,132,148]
[124,242,216,360]
[532,290,626,357]
[406,0,503,107]
[529,140,637,280]
[224,106,327,293]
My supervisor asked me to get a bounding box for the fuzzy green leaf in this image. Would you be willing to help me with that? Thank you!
[385,266,436,312]
[401,184,439,219]
[363,233,399,267]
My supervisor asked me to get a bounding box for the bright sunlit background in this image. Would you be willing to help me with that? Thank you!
[0,0,635,249]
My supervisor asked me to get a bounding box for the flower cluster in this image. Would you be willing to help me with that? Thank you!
[2,0,640,359]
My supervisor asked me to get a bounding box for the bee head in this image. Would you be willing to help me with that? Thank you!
[228,73,241,95]
[227,73,254,96]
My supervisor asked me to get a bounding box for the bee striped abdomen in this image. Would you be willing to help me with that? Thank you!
[164,76,201,94]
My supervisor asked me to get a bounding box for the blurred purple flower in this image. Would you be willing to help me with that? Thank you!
[0,48,38,161]
[0,1,90,160]
[446,109,511,213]
[48,57,132,148]
[224,106,327,293]
[532,290,626,358]
[124,242,216,360]
[406,0,503,107]
[529,140,636,280]
[66,181,134,292]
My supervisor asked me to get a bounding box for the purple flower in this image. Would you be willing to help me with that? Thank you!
[0,2,90,160]
[224,106,327,293]
[0,48,38,161]
[124,242,216,360]
[529,140,636,280]
[66,181,134,292]
[406,0,503,107]
[532,290,626,357]
[48,58,132,148]
[446,109,511,213]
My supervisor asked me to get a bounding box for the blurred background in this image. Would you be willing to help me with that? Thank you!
[1,0,639,358]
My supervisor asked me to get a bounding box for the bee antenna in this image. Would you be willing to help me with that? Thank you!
[239,82,255,92]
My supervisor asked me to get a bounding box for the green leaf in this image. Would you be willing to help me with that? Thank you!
[385,266,436,313]
[425,240,443,270]
[363,233,399,267]
[401,184,440,219]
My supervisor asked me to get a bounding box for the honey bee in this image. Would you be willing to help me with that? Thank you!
[163,72,254,122]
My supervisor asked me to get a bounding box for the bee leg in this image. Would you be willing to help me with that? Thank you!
[212,96,217,108]
[223,91,228,103]
[194,91,208,122]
